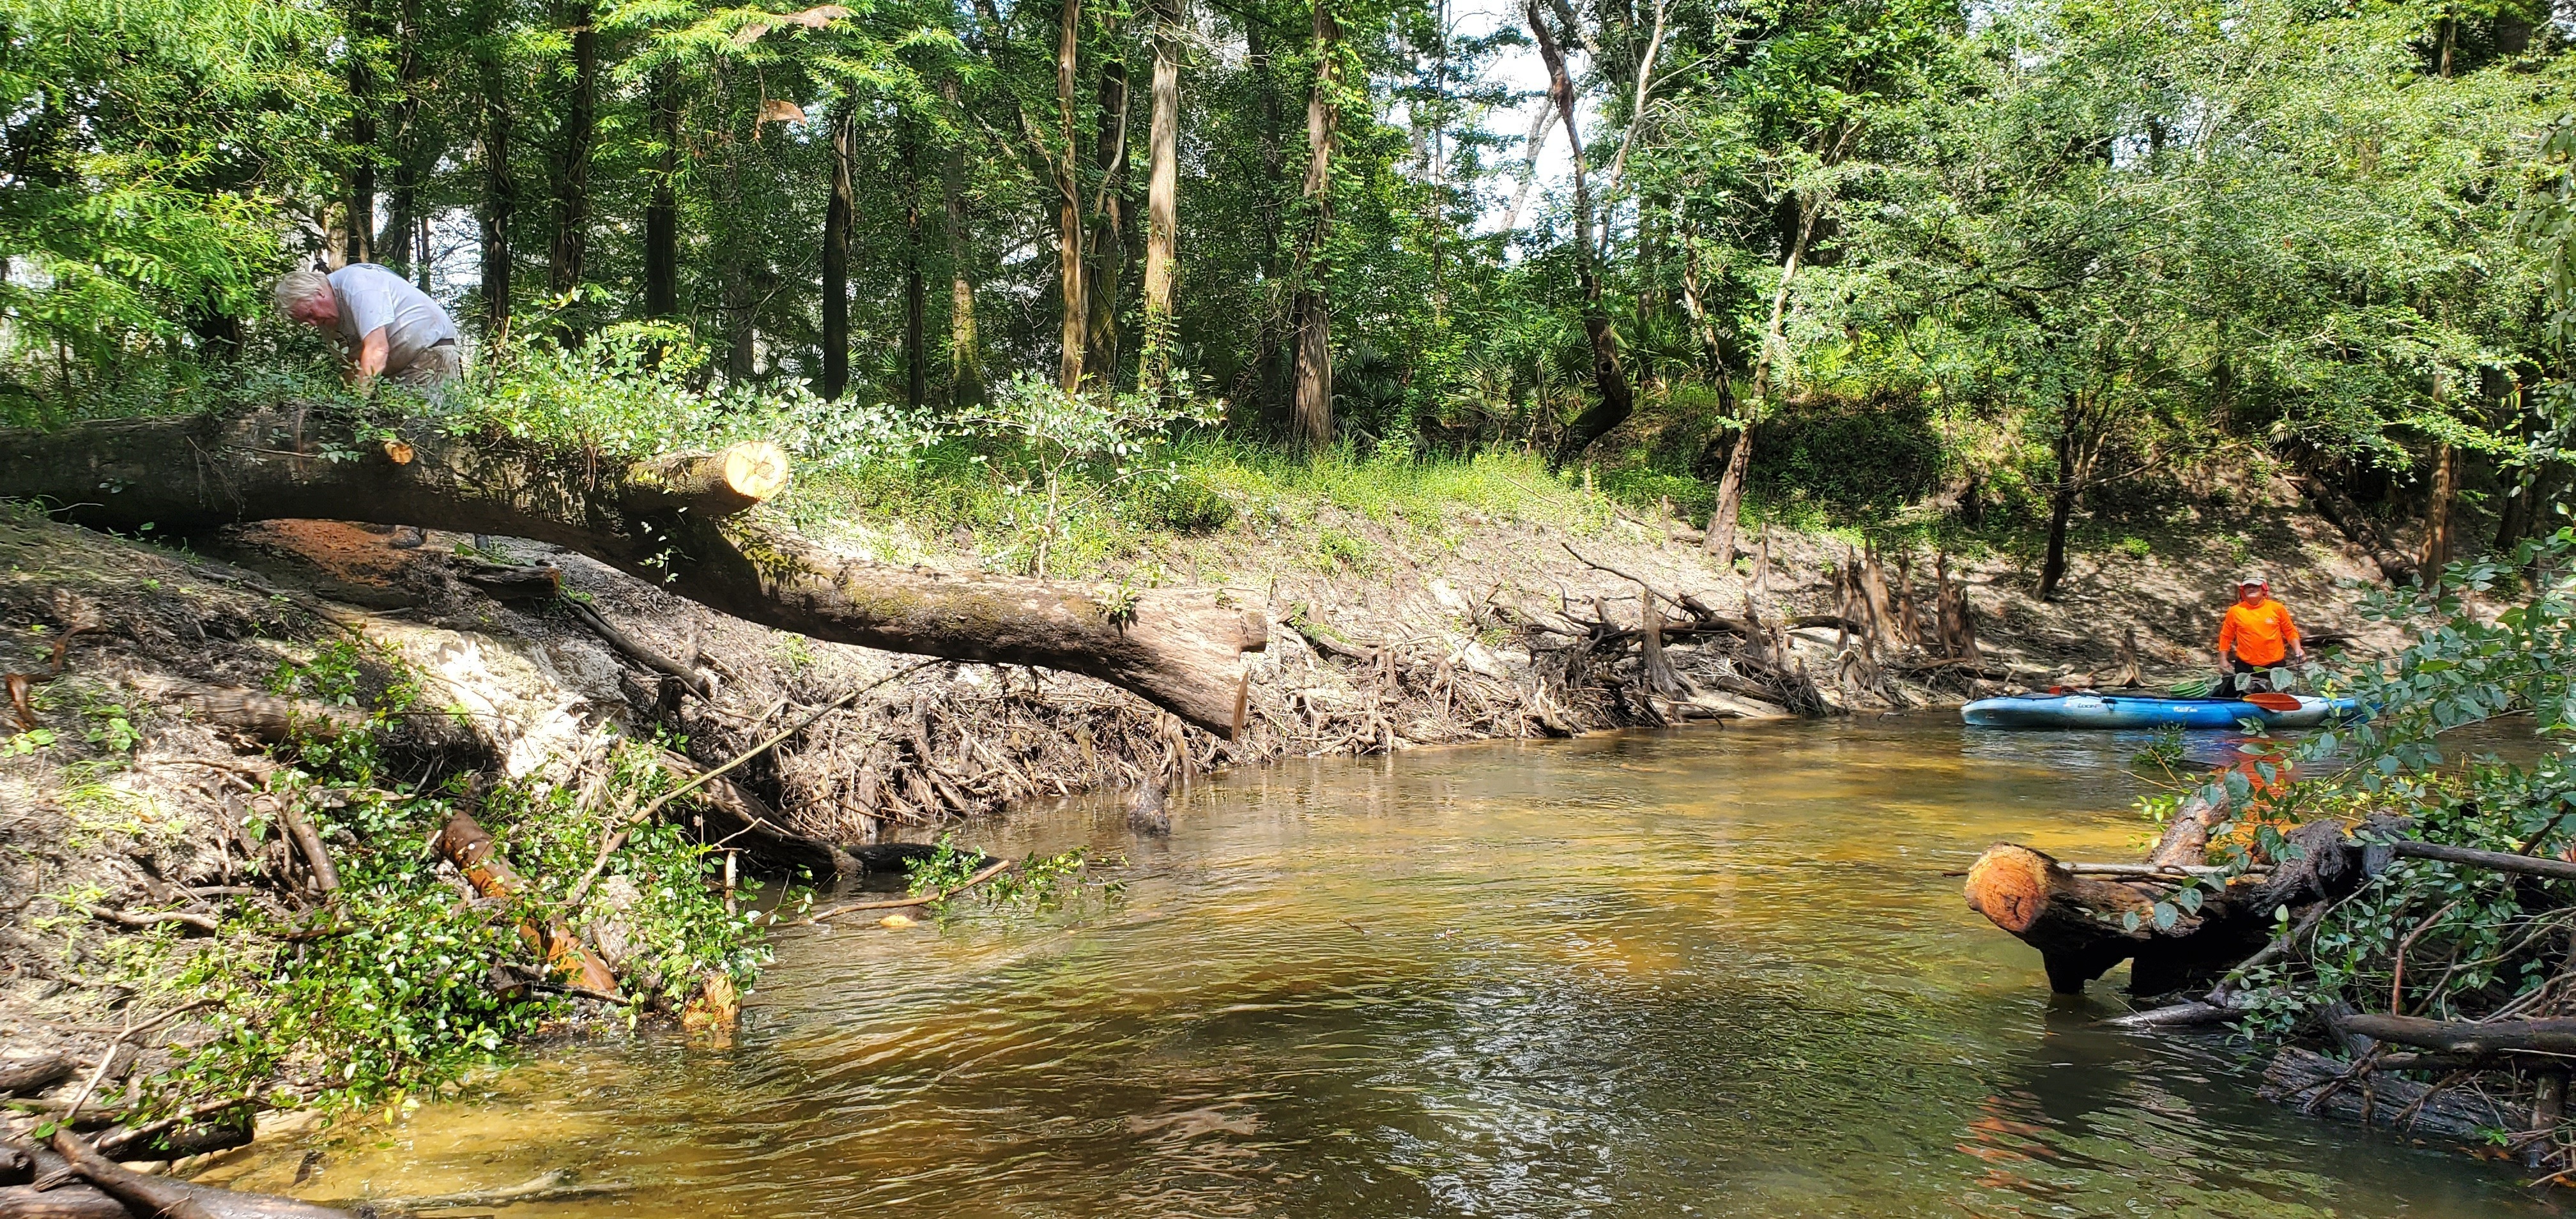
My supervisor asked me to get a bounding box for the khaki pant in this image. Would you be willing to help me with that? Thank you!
[390,342,463,392]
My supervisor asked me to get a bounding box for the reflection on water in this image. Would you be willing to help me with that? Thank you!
[200,717,2563,1216]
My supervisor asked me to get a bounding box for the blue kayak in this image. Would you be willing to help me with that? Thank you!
[1961,692,2363,730]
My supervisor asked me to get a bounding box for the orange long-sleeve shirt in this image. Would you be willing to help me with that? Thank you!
[2218,598,2301,666]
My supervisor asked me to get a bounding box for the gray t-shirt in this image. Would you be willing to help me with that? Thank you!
[328,263,458,375]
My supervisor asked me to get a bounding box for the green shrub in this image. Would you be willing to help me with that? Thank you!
[1133,473,1236,533]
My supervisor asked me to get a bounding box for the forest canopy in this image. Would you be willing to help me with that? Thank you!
[4,0,2573,590]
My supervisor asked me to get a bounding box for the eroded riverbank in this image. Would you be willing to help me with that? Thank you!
[187,719,2550,1217]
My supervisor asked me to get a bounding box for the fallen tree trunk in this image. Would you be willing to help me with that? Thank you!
[0,1183,131,1219]
[2287,473,2416,586]
[0,408,1266,734]
[1965,817,2366,995]
[135,676,482,761]
[44,1127,352,1219]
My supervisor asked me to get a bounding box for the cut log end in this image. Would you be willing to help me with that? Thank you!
[623,443,792,517]
[1964,843,2058,934]
[723,441,791,504]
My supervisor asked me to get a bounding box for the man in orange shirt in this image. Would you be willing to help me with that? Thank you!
[2216,574,2304,693]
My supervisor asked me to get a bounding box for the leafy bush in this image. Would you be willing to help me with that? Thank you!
[1134,475,1237,533]
[2161,534,2576,1040]
[1747,397,1947,516]
[143,643,763,1114]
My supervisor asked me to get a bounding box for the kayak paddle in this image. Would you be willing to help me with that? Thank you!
[2241,691,2304,712]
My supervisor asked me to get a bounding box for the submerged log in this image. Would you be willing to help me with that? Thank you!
[2257,1046,2520,1143]
[0,408,1266,733]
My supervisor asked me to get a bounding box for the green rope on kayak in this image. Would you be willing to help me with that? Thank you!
[2169,674,2221,698]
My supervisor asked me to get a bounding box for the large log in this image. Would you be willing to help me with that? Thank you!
[0,408,1266,734]
[1965,818,2366,995]
[0,1057,72,1098]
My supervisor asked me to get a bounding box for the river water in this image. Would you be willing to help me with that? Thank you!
[201,717,2563,1216]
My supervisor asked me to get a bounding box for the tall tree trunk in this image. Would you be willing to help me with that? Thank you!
[380,0,427,284]
[1705,167,1833,554]
[721,263,756,384]
[344,0,379,267]
[2422,441,2460,576]
[1290,0,1342,450]
[546,0,597,334]
[1055,0,1089,390]
[941,77,983,407]
[1705,423,1753,562]
[1500,100,1556,233]
[906,123,929,410]
[645,63,680,320]
[2037,417,2083,602]
[822,104,854,401]
[1249,16,1291,434]
[1682,240,1750,561]
[1140,0,1183,397]
[1087,58,1131,383]
[477,34,516,335]
[1528,1,1634,470]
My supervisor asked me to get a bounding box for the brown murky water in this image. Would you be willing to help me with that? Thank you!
[203,717,2563,1216]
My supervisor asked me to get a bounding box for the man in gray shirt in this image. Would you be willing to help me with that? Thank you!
[274,265,468,548]
[273,264,462,393]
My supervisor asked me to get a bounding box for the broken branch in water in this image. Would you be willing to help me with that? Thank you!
[806,858,1015,923]
[2329,1011,2576,1057]
[2382,839,2576,883]
[327,1168,622,1215]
